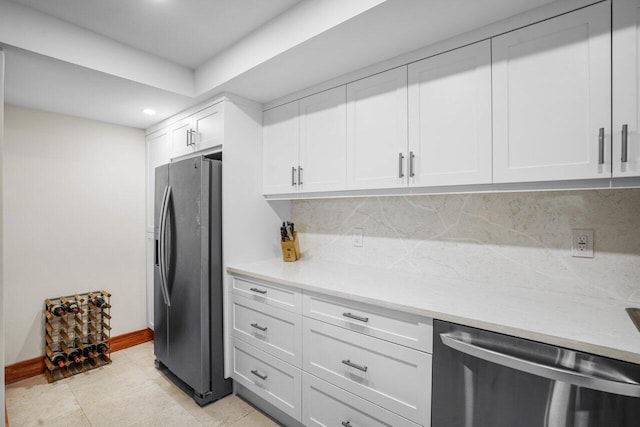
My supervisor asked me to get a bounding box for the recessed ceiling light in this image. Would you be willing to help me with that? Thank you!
[142,108,157,116]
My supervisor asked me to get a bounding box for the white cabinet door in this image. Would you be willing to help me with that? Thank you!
[303,318,431,426]
[613,0,640,177]
[299,86,347,192]
[492,2,611,183]
[193,102,224,152]
[232,339,302,421]
[303,373,422,427]
[170,117,195,159]
[346,67,408,190]
[231,276,302,313]
[146,232,154,329]
[408,40,492,187]
[263,101,300,195]
[231,294,302,367]
[146,128,170,231]
[302,292,433,353]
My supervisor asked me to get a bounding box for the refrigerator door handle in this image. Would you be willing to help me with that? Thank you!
[158,185,172,306]
[440,333,640,397]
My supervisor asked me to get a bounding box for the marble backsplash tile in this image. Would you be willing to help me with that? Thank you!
[291,189,640,303]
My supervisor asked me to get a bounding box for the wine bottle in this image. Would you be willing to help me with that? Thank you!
[67,348,82,364]
[90,296,105,308]
[51,352,66,368]
[82,344,96,359]
[96,342,109,354]
[64,301,80,314]
[48,304,65,317]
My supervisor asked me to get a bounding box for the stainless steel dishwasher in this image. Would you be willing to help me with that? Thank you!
[432,320,640,427]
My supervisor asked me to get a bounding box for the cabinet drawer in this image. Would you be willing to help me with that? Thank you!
[231,294,302,367]
[303,292,433,353]
[303,318,431,425]
[303,372,422,427]
[231,339,302,421]
[231,276,301,313]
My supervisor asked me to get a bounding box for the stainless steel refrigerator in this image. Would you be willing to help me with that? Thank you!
[154,156,231,406]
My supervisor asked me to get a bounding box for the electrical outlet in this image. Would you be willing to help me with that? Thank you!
[571,229,594,258]
[352,228,364,247]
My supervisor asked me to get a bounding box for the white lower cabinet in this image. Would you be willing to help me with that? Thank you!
[232,339,302,421]
[229,274,432,426]
[303,291,433,353]
[231,294,302,367]
[231,275,302,313]
[302,373,420,427]
[302,317,431,426]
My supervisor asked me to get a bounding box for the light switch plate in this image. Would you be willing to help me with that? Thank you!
[352,228,364,247]
[571,229,593,258]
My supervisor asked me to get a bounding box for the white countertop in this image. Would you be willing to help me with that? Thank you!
[227,258,640,365]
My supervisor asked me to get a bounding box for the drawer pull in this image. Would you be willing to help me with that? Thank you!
[250,369,267,380]
[249,287,267,294]
[341,422,352,427]
[342,359,368,372]
[343,312,369,323]
[250,323,268,332]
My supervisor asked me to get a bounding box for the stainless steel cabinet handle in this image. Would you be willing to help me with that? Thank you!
[186,129,196,147]
[341,422,352,427]
[342,359,368,372]
[343,312,369,323]
[250,369,267,380]
[298,166,303,185]
[250,323,268,332]
[291,166,297,186]
[440,333,640,398]
[622,124,629,163]
[249,287,267,294]
[398,152,405,178]
[598,127,605,165]
[409,151,415,177]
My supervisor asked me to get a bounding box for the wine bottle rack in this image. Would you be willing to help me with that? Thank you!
[43,290,112,383]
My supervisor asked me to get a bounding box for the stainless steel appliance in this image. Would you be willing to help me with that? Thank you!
[433,320,640,427]
[154,156,231,406]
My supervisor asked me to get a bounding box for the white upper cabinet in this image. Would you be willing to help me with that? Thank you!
[263,101,300,195]
[408,40,492,187]
[613,0,640,177]
[263,88,348,195]
[192,103,224,152]
[170,117,195,159]
[346,67,408,190]
[146,128,170,231]
[492,2,611,183]
[299,86,347,192]
[170,103,224,158]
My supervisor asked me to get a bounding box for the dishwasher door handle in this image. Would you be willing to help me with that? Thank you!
[440,333,640,398]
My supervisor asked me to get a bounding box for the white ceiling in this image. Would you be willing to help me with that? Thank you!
[0,0,570,129]
[9,0,302,68]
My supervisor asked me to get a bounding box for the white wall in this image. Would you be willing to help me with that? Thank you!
[1,47,6,426]
[3,105,147,364]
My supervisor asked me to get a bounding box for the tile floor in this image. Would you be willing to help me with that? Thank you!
[5,342,278,427]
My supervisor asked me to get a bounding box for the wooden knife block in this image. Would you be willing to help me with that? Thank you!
[281,232,300,262]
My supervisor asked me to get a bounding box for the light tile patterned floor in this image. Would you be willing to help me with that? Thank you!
[5,342,279,427]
